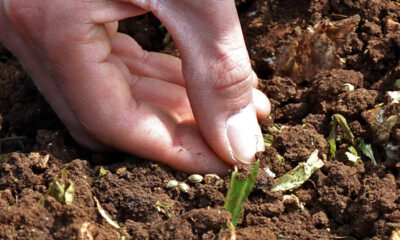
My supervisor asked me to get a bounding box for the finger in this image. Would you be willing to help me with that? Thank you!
[111,33,185,86]
[89,1,147,23]
[134,0,268,165]
[253,88,271,120]
[46,23,228,174]
[58,61,229,174]
[107,53,192,118]
[105,21,118,38]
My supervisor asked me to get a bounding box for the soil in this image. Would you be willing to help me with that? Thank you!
[1,0,400,239]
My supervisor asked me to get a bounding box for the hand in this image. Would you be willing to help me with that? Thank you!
[0,0,270,174]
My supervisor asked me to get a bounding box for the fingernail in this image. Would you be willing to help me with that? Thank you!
[226,105,264,164]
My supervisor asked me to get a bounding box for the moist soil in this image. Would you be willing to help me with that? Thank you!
[1,0,400,239]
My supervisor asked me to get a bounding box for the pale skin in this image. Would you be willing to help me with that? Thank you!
[0,0,270,174]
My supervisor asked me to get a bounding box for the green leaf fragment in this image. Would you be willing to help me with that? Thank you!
[263,134,273,147]
[0,154,7,162]
[395,79,400,87]
[47,169,75,205]
[268,124,281,132]
[277,154,285,166]
[327,116,338,159]
[333,114,355,146]
[345,146,360,163]
[375,102,385,108]
[224,160,259,228]
[99,167,107,177]
[39,199,45,206]
[358,138,377,166]
[7,206,12,211]
[271,150,323,192]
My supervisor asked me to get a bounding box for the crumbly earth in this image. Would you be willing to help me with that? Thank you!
[1,0,400,239]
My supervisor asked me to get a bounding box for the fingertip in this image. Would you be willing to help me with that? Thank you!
[253,88,271,120]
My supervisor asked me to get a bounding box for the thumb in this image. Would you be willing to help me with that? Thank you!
[129,0,269,165]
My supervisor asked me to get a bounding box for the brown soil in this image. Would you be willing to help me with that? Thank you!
[1,0,400,239]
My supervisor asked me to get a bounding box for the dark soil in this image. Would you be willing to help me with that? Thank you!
[1,0,400,239]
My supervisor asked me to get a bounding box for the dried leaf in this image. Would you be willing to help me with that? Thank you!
[391,228,400,240]
[271,150,323,192]
[94,196,121,229]
[345,146,360,163]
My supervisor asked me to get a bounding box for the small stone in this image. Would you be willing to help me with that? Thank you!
[29,152,49,170]
[188,174,203,184]
[178,182,190,193]
[166,180,179,189]
[342,83,355,91]
[116,167,127,175]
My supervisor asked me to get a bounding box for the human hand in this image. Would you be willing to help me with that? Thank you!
[0,0,270,174]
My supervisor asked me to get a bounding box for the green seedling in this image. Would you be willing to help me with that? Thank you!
[263,134,273,147]
[327,115,339,159]
[358,138,377,166]
[39,199,45,206]
[224,160,259,228]
[271,150,323,192]
[94,166,108,182]
[47,169,74,205]
[327,114,377,165]
[333,114,355,145]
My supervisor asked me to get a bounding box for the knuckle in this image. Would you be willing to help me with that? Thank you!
[212,50,253,100]
[130,0,158,11]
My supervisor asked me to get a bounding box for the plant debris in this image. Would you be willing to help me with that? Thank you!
[391,228,400,240]
[155,200,174,218]
[345,146,360,163]
[47,169,75,205]
[94,196,121,229]
[263,134,274,147]
[282,194,305,210]
[224,160,259,228]
[272,150,323,192]
[275,15,360,80]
